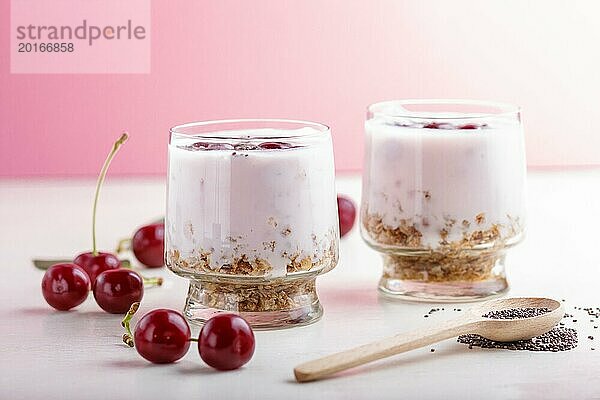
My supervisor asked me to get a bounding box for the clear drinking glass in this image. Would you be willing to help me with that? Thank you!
[361,100,526,301]
[166,119,339,329]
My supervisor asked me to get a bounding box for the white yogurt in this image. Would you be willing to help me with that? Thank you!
[166,128,338,277]
[362,116,526,247]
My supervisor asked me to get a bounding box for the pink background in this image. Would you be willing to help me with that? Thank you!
[2,1,600,177]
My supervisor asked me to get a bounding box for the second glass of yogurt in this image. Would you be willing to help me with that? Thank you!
[361,100,526,301]
[166,119,339,329]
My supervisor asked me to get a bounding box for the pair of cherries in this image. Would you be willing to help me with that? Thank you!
[123,304,255,371]
[42,133,163,314]
[41,261,155,313]
[42,223,165,314]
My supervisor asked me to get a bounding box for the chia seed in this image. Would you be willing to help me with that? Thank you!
[458,327,578,352]
[482,307,550,320]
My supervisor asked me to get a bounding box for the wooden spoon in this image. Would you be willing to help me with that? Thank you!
[294,297,563,382]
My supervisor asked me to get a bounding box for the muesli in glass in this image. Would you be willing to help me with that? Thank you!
[361,100,526,301]
[166,119,339,328]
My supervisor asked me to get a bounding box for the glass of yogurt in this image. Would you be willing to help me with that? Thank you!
[361,100,526,301]
[166,119,339,328]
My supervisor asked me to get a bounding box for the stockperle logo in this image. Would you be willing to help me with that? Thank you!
[10,0,150,74]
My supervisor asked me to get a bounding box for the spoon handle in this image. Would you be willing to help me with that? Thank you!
[294,318,479,382]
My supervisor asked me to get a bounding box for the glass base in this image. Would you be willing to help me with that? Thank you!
[378,249,509,302]
[183,277,323,330]
[379,276,508,302]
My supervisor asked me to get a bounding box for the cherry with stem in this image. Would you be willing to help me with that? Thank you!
[74,133,128,283]
[122,303,192,364]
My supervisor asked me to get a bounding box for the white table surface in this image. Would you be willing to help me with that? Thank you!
[1,171,599,400]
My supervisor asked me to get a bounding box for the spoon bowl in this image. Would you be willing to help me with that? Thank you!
[469,297,564,342]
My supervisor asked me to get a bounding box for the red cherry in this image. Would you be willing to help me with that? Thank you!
[93,269,144,314]
[41,263,91,311]
[258,142,289,150]
[134,309,191,364]
[337,195,356,238]
[198,314,255,371]
[192,142,210,149]
[73,251,121,283]
[132,223,165,268]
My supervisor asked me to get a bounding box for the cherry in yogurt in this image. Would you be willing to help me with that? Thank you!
[258,142,291,150]
[423,122,443,129]
[458,123,487,130]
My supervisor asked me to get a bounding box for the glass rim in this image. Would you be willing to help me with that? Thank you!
[367,99,520,120]
[170,118,330,141]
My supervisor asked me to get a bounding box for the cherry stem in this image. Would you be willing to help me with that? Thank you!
[188,338,199,342]
[92,133,129,256]
[121,301,140,348]
[115,238,132,254]
[143,276,163,287]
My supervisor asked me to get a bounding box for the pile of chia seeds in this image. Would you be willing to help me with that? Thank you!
[457,307,579,352]
[457,327,578,352]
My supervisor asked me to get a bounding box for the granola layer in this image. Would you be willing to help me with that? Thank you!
[382,249,503,282]
[167,240,337,277]
[190,278,317,312]
[363,211,520,282]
